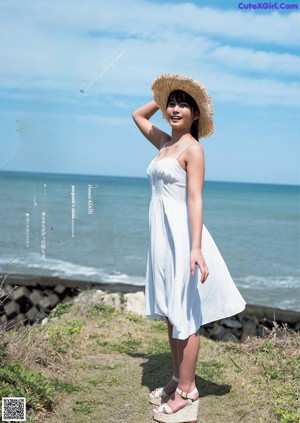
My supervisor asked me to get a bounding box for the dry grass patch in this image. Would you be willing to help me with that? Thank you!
[1,298,299,423]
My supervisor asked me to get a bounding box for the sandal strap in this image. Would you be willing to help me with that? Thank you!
[176,386,198,400]
[156,403,173,414]
[150,387,164,399]
[150,376,178,398]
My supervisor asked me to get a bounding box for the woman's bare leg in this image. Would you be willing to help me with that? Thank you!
[158,330,200,412]
[177,331,200,392]
[150,321,179,396]
[161,321,179,395]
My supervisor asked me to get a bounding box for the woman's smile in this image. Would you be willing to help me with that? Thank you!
[170,115,182,121]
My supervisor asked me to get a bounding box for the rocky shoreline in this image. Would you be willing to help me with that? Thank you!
[0,274,144,330]
[1,274,299,341]
[73,289,300,342]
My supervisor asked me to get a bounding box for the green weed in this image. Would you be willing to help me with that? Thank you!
[118,292,125,304]
[273,384,300,423]
[146,339,170,354]
[228,354,243,372]
[25,414,40,422]
[80,362,126,371]
[197,359,226,383]
[88,334,99,340]
[49,302,73,318]
[0,345,7,364]
[0,362,54,411]
[96,340,110,351]
[257,341,298,382]
[52,379,83,393]
[152,320,167,333]
[126,312,143,323]
[48,319,83,354]
[243,329,300,422]
[114,332,143,354]
[87,375,120,387]
[96,332,143,354]
[72,399,96,414]
[87,303,117,319]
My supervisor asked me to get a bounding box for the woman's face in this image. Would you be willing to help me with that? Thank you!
[166,98,199,133]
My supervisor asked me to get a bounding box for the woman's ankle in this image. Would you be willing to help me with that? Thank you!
[176,384,198,398]
[163,376,179,395]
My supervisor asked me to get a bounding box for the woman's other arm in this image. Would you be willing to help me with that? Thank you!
[187,143,209,283]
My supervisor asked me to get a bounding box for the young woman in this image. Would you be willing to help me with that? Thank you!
[132,74,246,423]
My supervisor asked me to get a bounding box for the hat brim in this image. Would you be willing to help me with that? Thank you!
[151,73,214,139]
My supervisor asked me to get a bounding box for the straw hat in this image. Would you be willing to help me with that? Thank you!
[151,73,214,139]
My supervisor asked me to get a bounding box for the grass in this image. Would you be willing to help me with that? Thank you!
[0,294,299,423]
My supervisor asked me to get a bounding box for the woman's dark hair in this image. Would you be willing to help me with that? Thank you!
[167,90,200,140]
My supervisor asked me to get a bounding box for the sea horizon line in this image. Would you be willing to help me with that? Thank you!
[0,169,299,188]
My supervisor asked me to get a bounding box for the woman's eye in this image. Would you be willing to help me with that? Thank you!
[179,103,188,108]
[168,102,175,107]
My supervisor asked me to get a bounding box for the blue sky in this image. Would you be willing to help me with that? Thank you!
[0,0,299,185]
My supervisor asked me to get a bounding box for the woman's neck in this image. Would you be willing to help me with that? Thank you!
[171,129,193,143]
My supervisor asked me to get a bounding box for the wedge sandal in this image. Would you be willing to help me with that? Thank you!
[152,386,199,423]
[149,375,179,405]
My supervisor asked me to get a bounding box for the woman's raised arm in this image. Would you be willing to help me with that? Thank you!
[132,100,170,150]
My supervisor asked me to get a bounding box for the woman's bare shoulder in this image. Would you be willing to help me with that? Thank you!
[185,140,204,167]
[186,138,204,154]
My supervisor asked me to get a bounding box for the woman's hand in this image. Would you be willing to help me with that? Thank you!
[190,248,209,283]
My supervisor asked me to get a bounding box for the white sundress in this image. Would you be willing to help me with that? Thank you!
[144,142,246,340]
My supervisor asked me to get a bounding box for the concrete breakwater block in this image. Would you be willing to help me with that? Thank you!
[74,289,300,342]
[201,304,300,342]
[4,300,20,319]
[1,275,300,342]
[0,282,79,330]
[12,286,31,306]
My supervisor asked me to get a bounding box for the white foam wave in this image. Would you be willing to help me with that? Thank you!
[0,253,145,286]
[1,255,298,297]
[235,274,299,289]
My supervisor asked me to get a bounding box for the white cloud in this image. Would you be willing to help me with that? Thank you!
[208,46,300,76]
[1,0,300,45]
[0,0,299,108]
[206,72,300,106]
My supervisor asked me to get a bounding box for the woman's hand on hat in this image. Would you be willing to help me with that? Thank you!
[190,248,209,283]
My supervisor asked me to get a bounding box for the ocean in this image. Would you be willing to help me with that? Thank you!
[0,171,299,311]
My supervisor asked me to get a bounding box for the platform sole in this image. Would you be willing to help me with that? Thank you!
[152,399,199,423]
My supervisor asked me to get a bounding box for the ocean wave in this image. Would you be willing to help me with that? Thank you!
[235,274,299,289]
[1,255,298,310]
[236,274,300,311]
[0,253,145,286]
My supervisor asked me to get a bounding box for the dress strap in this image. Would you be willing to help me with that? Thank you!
[175,142,194,159]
